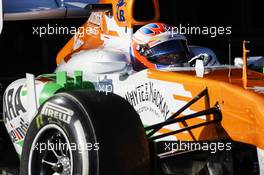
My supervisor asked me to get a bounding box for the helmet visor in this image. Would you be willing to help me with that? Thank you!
[147,40,190,65]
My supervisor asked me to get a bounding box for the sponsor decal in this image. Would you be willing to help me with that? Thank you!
[89,12,102,26]
[41,102,73,124]
[125,81,170,119]
[73,33,84,50]
[36,115,44,129]
[116,0,126,21]
[3,85,26,123]
[8,117,29,143]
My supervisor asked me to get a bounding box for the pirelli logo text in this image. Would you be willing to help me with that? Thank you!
[41,102,73,124]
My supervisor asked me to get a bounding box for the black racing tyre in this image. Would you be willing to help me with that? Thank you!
[20,91,150,175]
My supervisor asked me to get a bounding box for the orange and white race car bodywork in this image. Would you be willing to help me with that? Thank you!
[55,0,264,147]
[55,0,264,152]
[3,0,264,169]
[56,0,160,65]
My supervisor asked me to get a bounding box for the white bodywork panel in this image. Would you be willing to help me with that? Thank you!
[56,49,131,75]
[26,73,38,123]
[56,52,205,141]
[3,78,45,155]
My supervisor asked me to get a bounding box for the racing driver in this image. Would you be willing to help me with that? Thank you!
[130,23,218,71]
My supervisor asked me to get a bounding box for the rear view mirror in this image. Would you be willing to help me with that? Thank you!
[130,0,160,26]
[195,59,205,78]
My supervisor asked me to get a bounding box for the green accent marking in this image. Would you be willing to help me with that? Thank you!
[16,140,24,147]
[263,67,264,74]
[38,71,95,105]
[16,139,24,160]
[74,70,83,88]
[56,71,67,88]
[146,130,153,135]
[39,82,63,105]
[143,124,153,135]
[143,124,159,142]
[21,90,27,96]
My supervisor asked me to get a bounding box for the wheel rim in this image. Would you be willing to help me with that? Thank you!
[28,124,73,175]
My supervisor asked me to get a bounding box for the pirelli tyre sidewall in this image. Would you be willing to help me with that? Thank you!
[21,91,150,175]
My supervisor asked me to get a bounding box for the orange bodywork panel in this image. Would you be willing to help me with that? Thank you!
[56,0,160,65]
[148,68,264,149]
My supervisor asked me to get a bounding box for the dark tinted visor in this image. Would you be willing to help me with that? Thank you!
[147,40,190,65]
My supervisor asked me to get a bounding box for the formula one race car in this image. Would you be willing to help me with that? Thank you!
[1,0,264,175]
